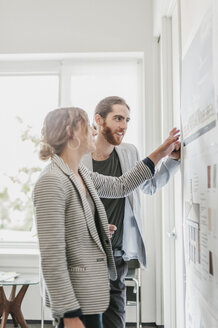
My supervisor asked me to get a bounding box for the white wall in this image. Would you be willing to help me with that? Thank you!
[0,0,152,53]
[180,0,211,52]
[0,0,157,324]
[153,0,176,37]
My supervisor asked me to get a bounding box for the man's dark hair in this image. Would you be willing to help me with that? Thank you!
[95,96,130,118]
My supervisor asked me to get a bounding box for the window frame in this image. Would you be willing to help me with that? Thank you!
[0,52,144,251]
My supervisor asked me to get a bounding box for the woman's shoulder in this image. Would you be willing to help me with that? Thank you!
[34,162,68,193]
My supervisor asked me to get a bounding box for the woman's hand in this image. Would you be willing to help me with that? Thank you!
[108,224,117,238]
[148,128,180,165]
[64,317,85,328]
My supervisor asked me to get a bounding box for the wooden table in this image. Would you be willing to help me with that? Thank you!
[0,274,39,328]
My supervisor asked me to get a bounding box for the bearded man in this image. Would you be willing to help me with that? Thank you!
[83,96,180,328]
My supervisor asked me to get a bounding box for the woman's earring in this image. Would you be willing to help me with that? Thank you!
[68,137,80,151]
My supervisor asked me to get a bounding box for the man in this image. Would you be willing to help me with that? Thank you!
[83,96,180,328]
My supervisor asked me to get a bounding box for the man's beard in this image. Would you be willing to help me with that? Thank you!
[102,124,123,146]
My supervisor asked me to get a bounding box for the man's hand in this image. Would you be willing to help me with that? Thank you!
[64,317,85,328]
[108,224,117,238]
[148,128,180,165]
[168,128,181,160]
[168,142,180,160]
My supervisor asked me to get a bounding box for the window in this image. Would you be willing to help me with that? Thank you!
[68,61,142,146]
[0,75,59,242]
[0,54,144,243]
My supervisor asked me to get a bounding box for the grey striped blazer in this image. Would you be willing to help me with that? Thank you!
[33,154,152,321]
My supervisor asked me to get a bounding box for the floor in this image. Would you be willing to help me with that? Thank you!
[6,323,157,328]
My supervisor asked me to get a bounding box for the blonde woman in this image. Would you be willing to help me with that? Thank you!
[33,107,179,328]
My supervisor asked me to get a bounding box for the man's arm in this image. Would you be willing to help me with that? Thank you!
[140,157,180,195]
[138,128,181,195]
[88,132,179,198]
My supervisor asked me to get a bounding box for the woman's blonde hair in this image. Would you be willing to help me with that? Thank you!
[40,107,89,160]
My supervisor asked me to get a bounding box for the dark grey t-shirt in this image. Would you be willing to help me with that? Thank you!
[93,149,125,249]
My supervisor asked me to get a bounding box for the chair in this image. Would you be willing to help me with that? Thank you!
[125,260,141,328]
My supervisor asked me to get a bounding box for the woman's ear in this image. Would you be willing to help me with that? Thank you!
[66,125,72,138]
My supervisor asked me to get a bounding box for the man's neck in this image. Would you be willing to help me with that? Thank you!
[92,134,115,161]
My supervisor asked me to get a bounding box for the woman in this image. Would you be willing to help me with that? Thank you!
[33,107,179,328]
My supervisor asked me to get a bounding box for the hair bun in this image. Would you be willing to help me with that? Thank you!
[39,142,55,161]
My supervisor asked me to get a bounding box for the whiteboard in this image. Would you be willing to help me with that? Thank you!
[181,2,218,327]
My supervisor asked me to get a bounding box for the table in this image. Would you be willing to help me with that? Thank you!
[0,274,39,328]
